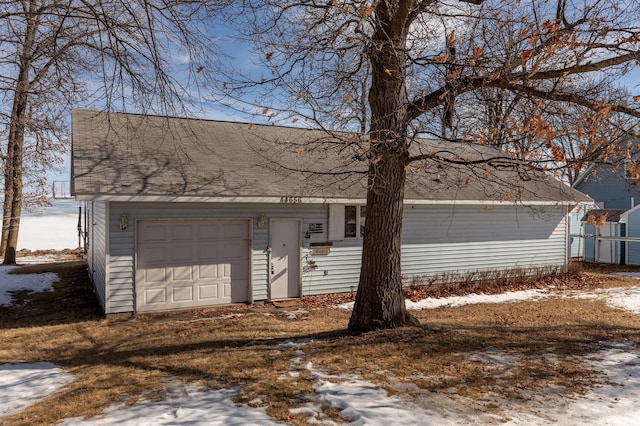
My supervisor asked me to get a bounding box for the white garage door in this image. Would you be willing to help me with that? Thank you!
[136,219,250,312]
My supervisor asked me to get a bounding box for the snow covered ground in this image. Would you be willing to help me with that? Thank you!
[0,363,74,418]
[337,283,640,314]
[1,264,640,424]
[18,198,80,251]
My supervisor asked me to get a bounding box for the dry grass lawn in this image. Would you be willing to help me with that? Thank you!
[1,261,639,425]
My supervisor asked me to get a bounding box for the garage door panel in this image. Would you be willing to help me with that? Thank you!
[172,265,194,281]
[172,286,194,302]
[171,224,194,240]
[136,219,250,312]
[223,223,247,239]
[199,264,219,279]
[230,280,245,302]
[140,225,168,242]
[144,287,167,305]
[198,224,219,240]
[219,262,228,278]
[199,284,220,300]
[170,244,194,263]
[223,241,247,259]
[197,243,219,262]
[139,246,167,265]
[233,260,250,278]
[222,261,249,280]
[144,267,169,283]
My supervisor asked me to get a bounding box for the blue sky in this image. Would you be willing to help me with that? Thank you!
[45,10,640,194]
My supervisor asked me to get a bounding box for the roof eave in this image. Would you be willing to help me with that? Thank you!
[72,193,577,206]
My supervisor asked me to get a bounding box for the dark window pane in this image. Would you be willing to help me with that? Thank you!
[345,205,357,238]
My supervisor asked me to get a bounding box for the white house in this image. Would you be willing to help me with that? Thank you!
[71,109,590,315]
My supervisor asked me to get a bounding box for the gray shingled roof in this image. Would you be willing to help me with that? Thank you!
[71,109,591,203]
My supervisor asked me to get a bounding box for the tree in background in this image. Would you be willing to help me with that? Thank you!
[0,0,222,264]
[221,0,640,332]
[442,85,639,184]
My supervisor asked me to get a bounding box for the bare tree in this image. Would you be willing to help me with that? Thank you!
[446,84,639,184]
[221,0,640,332]
[0,0,222,264]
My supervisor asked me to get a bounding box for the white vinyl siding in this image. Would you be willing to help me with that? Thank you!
[96,201,568,314]
[301,204,569,295]
[401,205,567,276]
[87,201,107,312]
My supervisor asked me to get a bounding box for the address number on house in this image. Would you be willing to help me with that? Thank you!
[280,196,302,203]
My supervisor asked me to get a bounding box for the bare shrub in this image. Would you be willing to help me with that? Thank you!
[404,265,570,301]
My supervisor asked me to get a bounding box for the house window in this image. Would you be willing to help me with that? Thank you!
[344,205,366,238]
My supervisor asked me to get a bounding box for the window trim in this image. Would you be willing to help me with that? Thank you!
[328,204,366,241]
[344,205,366,239]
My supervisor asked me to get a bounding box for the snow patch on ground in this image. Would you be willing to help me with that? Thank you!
[335,288,553,311]
[0,362,74,417]
[572,286,640,314]
[292,363,464,425]
[0,266,59,307]
[336,285,640,315]
[492,342,640,425]
[59,384,279,426]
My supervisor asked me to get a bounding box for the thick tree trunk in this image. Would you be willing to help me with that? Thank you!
[348,0,417,332]
[1,5,35,264]
[348,157,414,332]
[1,94,26,264]
[2,93,27,266]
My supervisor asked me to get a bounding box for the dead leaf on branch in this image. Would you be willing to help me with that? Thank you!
[359,6,375,18]
[596,213,608,227]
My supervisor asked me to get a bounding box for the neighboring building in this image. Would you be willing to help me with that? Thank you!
[71,109,590,315]
[573,147,640,210]
[572,144,640,264]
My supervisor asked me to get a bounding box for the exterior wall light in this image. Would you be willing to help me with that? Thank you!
[120,213,128,231]
[257,213,266,228]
